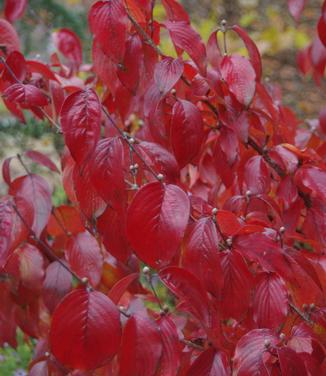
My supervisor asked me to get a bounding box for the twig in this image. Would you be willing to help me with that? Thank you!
[102,107,163,183]
[16,154,31,176]
[247,137,286,178]
[289,302,313,325]
[0,56,20,83]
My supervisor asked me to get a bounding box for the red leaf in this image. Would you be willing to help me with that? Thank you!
[294,166,326,202]
[42,261,72,313]
[0,18,20,53]
[158,316,181,376]
[50,288,121,371]
[119,314,162,376]
[288,0,306,22]
[221,55,256,106]
[117,34,142,93]
[2,51,26,83]
[234,233,286,274]
[187,348,230,376]
[66,231,103,288]
[137,141,179,183]
[88,0,128,63]
[47,205,84,237]
[73,162,105,220]
[108,272,139,304]
[219,250,252,320]
[127,182,190,267]
[183,217,223,297]
[253,273,288,329]
[170,99,205,168]
[232,25,262,81]
[5,243,45,290]
[9,174,52,237]
[3,83,48,108]
[215,210,242,236]
[318,8,326,47]
[277,347,308,376]
[4,0,27,22]
[233,329,278,375]
[159,266,210,326]
[53,28,82,70]
[25,150,59,173]
[162,0,190,22]
[0,197,33,266]
[2,156,13,185]
[26,59,57,82]
[244,156,271,195]
[165,21,207,76]
[60,88,101,164]
[154,57,184,96]
[97,205,132,262]
[90,137,127,207]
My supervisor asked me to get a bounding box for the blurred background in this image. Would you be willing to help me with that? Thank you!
[0,0,325,373]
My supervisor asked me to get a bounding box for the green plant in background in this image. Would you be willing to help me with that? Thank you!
[0,331,33,376]
[0,0,88,56]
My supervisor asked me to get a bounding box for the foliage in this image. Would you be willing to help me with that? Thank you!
[0,330,33,375]
[0,0,326,375]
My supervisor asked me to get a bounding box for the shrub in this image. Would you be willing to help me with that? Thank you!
[0,0,326,374]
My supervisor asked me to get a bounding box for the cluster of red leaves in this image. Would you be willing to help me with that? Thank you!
[294,0,326,86]
[0,0,326,375]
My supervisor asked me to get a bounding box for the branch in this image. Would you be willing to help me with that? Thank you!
[247,137,286,178]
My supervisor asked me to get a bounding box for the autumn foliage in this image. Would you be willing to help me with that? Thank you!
[1,0,326,374]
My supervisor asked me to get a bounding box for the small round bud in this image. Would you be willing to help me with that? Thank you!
[160,305,169,315]
[129,137,135,144]
[143,266,150,274]
[212,207,218,215]
[221,19,227,27]
[279,226,285,234]
[310,303,315,310]
[264,339,271,348]
[170,88,176,95]
[226,237,233,247]
[44,352,50,358]
[129,164,138,172]
[81,277,88,285]
[279,333,286,341]
[157,173,164,181]
[245,190,251,197]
